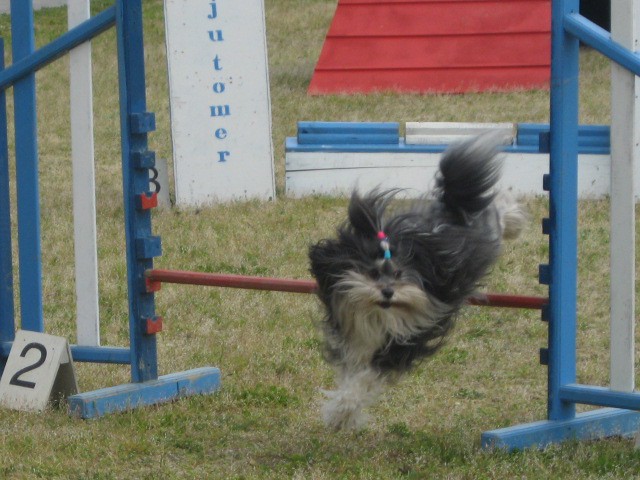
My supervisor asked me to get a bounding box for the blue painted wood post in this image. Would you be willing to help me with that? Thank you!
[116,0,162,383]
[0,38,15,354]
[10,0,43,333]
[482,4,640,451]
[546,0,580,422]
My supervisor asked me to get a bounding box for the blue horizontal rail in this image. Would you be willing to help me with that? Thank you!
[297,121,399,145]
[70,345,131,364]
[297,121,398,135]
[517,123,610,154]
[286,122,611,154]
[564,13,640,76]
[0,6,116,91]
[560,384,640,411]
[1,342,130,364]
[286,136,448,153]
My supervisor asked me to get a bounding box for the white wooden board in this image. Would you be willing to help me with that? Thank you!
[286,151,611,198]
[405,122,515,145]
[69,0,100,347]
[609,0,639,393]
[164,0,275,205]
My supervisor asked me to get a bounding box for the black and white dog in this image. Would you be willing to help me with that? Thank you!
[309,134,526,430]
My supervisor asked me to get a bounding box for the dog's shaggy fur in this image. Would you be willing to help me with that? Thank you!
[309,134,526,430]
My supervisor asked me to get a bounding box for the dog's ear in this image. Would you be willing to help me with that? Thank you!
[347,190,383,237]
[309,239,348,301]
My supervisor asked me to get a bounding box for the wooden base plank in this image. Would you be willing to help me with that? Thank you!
[67,367,221,419]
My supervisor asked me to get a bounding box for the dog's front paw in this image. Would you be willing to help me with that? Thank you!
[320,389,369,431]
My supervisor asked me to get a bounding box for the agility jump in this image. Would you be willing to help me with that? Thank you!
[1,0,639,452]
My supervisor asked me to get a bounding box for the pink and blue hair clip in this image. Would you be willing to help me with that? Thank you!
[377,231,391,260]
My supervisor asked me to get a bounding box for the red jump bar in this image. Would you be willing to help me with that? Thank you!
[145,269,547,310]
[146,269,316,294]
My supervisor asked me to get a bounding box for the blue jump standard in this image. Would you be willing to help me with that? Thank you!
[479,5,640,451]
[68,367,221,419]
[0,0,222,420]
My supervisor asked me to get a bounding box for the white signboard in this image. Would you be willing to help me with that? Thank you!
[164,0,276,205]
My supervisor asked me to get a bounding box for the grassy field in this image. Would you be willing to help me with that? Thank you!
[0,0,639,478]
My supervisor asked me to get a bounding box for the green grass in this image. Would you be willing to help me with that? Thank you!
[0,1,639,478]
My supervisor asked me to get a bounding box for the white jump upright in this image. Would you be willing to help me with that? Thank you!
[68,0,100,347]
[609,0,637,394]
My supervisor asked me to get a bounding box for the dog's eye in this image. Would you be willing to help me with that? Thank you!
[368,269,380,280]
[393,270,402,280]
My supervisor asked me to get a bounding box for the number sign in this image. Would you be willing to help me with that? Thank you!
[0,330,78,412]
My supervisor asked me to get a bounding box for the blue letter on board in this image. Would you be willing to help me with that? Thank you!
[217,151,230,162]
[210,105,231,117]
[208,30,224,42]
[213,55,222,71]
[208,2,217,19]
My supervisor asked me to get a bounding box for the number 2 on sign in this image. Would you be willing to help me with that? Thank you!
[9,342,47,389]
[0,330,78,412]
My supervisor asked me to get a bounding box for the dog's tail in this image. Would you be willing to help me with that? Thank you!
[434,133,504,216]
[434,132,526,238]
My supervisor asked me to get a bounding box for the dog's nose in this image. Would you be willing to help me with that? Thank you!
[381,287,394,300]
